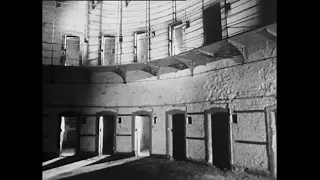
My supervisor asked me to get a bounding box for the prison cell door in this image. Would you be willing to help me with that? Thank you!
[135,32,148,63]
[60,117,78,156]
[103,115,116,155]
[134,116,151,157]
[98,116,103,155]
[172,24,184,55]
[203,2,222,44]
[211,112,231,170]
[65,36,81,66]
[102,36,115,66]
[172,114,186,160]
[134,116,141,156]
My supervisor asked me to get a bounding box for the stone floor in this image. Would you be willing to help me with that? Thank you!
[43,155,275,180]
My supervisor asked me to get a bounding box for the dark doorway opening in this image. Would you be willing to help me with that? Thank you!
[203,3,222,45]
[61,117,78,156]
[102,115,115,155]
[172,114,186,160]
[211,112,230,170]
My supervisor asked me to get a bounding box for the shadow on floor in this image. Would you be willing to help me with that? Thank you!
[59,157,210,180]
[43,153,59,162]
[85,154,135,167]
[60,157,164,180]
[42,154,96,171]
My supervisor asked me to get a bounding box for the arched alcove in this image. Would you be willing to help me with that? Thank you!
[165,109,187,160]
[96,110,117,155]
[57,111,82,157]
[204,107,231,170]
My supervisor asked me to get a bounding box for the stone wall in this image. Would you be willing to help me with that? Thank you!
[43,37,276,173]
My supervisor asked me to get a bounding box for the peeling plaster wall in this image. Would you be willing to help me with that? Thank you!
[187,139,206,160]
[151,107,169,155]
[186,114,206,160]
[81,117,96,135]
[116,116,132,153]
[233,143,268,170]
[43,58,276,107]
[232,113,268,170]
[116,136,132,153]
[233,113,266,142]
[186,115,205,138]
[80,136,96,152]
[80,117,97,152]
[43,37,276,172]
[117,116,132,135]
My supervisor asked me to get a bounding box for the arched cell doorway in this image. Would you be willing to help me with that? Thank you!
[96,111,117,156]
[166,109,187,160]
[132,110,153,157]
[57,111,82,157]
[205,107,231,170]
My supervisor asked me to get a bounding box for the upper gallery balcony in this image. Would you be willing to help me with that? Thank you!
[42,0,276,82]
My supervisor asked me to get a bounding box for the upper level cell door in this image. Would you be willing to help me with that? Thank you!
[136,32,148,63]
[173,25,183,55]
[102,36,115,66]
[65,36,81,66]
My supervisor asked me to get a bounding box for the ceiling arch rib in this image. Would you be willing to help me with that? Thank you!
[156,57,189,77]
[198,39,246,64]
[141,64,159,77]
[85,41,246,82]
[120,62,159,79]
[173,56,194,76]
[112,66,126,83]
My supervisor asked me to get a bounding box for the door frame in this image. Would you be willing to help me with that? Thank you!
[62,34,82,66]
[131,110,153,156]
[204,107,232,167]
[165,109,187,159]
[133,31,148,63]
[266,105,277,178]
[172,23,184,56]
[101,35,116,66]
[57,111,82,157]
[168,21,184,56]
[96,110,117,156]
